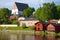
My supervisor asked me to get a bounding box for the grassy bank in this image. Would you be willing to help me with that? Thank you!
[0,26,34,30]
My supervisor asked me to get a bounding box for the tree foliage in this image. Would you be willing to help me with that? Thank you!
[57,5,60,18]
[0,8,11,17]
[51,2,58,19]
[35,2,59,22]
[23,7,35,17]
[12,17,18,24]
[22,23,26,29]
[0,8,11,24]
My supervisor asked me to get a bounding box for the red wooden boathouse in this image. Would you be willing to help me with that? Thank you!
[35,22,43,31]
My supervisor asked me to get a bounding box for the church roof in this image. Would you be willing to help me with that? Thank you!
[15,2,28,11]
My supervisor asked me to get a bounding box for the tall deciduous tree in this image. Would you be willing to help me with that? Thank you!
[51,2,58,19]
[57,5,60,19]
[0,8,11,17]
[35,2,58,22]
[0,8,11,24]
[23,7,35,17]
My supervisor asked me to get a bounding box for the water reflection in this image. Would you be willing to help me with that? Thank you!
[10,34,18,40]
[46,35,56,40]
[35,34,60,40]
[0,32,60,40]
[35,34,44,40]
[56,36,60,40]
[9,33,35,40]
[0,32,9,40]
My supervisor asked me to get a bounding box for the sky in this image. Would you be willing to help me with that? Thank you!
[0,0,60,10]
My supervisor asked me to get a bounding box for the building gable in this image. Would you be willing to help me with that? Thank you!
[47,24,55,31]
[13,3,18,10]
[35,22,43,31]
[15,2,28,11]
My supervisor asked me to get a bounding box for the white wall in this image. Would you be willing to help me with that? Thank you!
[58,20,60,23]
[0,25,18,27]
[12,9,18,15]
[19,20,39,27]
[11,9,23,15]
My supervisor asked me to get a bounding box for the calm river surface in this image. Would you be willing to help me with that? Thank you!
[0,31,60,40]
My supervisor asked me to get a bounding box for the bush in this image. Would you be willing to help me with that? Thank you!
[11,17,18,24]
[22,23,26,29]
[25,26,34,30]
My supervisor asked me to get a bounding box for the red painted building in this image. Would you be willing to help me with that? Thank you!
[35,22,43,31]
[46,23,60,32]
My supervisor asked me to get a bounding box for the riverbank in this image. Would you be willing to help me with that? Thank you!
[0,27,34,30]
[0,30,35,35]
[0,27,60,36]
[0,30,60,36]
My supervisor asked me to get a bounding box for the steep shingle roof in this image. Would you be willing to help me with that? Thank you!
[15,2,28,11]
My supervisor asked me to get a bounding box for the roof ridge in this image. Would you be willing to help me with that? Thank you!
[15,2,27,5]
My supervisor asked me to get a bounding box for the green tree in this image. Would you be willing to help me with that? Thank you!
[35,8,42,20]
[35,3,53,22]
[23,7,35,17]
[57,5,60,19]
[51,2,58,19]
[12,17,18,24]
[0,8,11,17]
[22,23,26,29]
[43,3,53,20]
[35,2,58,22]
[0,8,11,24]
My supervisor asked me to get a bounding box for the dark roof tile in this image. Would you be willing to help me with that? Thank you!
[20,18,39,21]
[15,2,28,11]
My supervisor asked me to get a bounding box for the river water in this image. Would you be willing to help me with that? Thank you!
[0,31,60,40]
